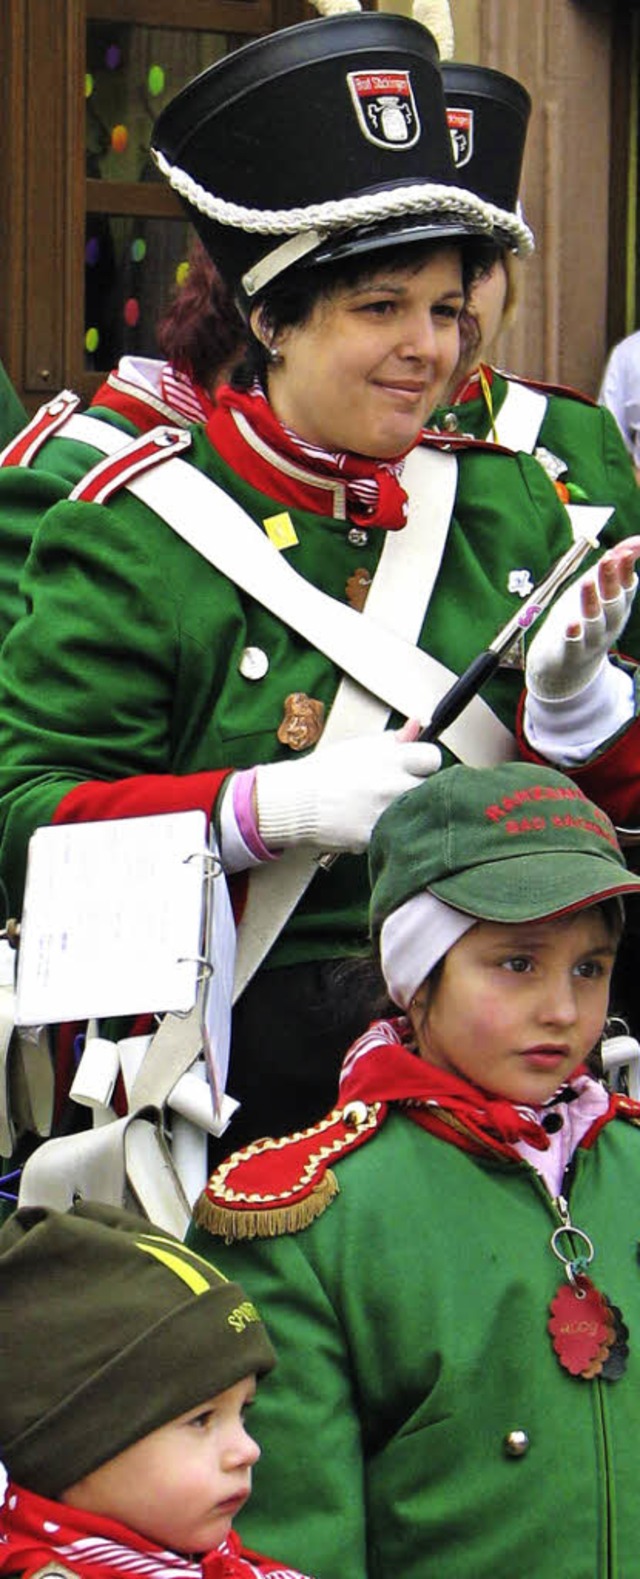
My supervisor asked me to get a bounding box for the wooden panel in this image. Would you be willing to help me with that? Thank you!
[23,0,70,392]
[0,0,28,385]
[86,0,273,34]
[86,178,182,214]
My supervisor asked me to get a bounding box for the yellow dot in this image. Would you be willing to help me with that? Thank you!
[175,260,190,286]
[85,327,100,353]
[85,73,94,98]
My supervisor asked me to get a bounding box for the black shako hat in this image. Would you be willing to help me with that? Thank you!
[442,62,534,255]
[151,12,494,302]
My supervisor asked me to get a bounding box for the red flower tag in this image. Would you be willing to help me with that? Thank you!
[548,1276,614,1376]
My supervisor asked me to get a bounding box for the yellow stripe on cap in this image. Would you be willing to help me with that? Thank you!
[135,1236,225,1295]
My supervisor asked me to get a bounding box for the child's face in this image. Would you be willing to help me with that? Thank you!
[409,908,616,1106]
[60,1375,260,1555]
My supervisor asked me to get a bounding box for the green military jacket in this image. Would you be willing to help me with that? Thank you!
[433,364,640,546]
[189,1099,640,1579]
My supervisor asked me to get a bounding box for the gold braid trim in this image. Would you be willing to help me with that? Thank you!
[194,1169,340,1240]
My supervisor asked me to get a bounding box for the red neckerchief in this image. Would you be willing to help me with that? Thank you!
[206,381,414,529]
[0,1482,314,1579]
[337,1018,620,1163]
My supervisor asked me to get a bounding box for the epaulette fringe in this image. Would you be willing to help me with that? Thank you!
[194,1169,339,1240]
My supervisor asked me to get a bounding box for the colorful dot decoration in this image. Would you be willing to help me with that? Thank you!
[85,73,94,99]
[111,124,128,155]
[131,238,147,263]
[176,260,190,287]
[85,237,100,267]
[105,44,121,70]
[148,65,165,97]
[85,327,100,354]
[124,298,140,328]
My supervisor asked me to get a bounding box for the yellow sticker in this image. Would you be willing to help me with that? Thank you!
[263,511,299,550]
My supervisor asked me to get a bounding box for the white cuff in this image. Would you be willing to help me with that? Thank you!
[524,661,635,765]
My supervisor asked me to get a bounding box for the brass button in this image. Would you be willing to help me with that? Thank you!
[503,1429,529,1458]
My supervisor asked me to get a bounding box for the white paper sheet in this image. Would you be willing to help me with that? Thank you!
[15,811,209,1024]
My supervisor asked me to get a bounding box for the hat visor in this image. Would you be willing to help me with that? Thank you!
[309,211,490,269]
[428,850,640,924]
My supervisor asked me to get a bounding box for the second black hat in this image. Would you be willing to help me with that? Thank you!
[442,62,534,255]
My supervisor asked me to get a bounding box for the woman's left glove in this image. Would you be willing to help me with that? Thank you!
[524,540,640,763]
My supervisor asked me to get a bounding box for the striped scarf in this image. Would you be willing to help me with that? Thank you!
[0,1483,313,1579]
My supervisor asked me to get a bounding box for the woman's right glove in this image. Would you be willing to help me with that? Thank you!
[255,727,441,854]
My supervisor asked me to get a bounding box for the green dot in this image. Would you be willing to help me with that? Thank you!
[148,64,165,97]
[85,73,94,98]
[85,327,100,353]
[131,237,147,263]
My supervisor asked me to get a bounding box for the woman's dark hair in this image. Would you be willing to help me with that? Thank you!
[232,233,493,392]
[156,235,246,391]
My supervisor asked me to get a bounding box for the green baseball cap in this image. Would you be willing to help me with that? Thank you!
[369,761,640,936]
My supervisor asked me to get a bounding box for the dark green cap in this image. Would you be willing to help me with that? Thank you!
[0,1201,275,1497]
[369,761,640,936]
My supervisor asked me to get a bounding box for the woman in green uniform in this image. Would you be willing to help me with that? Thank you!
[0,9,637,1160]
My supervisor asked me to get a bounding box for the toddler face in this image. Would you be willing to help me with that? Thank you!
[409,907,616,1106]
[61,1375,259,1554]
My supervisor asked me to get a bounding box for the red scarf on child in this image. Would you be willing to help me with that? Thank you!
[337,1018,620,1162]
[207,381,414,530]
[0,1483,313,1579]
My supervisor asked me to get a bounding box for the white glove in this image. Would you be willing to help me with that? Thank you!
[255,730,441,854]
[526,568,638,702]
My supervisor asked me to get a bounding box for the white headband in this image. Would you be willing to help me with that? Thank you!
[380,892,476,1009]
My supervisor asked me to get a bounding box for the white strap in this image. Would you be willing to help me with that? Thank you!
[493,380,548,453]
[233,444,461,995]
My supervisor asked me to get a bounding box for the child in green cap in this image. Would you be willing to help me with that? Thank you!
[186,760,640,1579]
[0,1201,316,1579]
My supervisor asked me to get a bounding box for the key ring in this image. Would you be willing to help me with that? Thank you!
[550,1225,595,1292]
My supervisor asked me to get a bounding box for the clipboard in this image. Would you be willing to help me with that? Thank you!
[14,810,215,1025]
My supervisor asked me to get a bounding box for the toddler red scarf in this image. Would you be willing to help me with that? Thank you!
[207,381,414,529]
[0,1483,313,1579]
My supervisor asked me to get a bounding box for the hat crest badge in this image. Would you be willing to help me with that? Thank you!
[447,106,474,169]
[347,70,421,150]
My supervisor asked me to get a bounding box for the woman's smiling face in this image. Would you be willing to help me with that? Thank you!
[259,245,465,459]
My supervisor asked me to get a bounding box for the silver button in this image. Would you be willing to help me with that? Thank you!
[347,527,369,547]
[503,1429,529,1458]
[442,412,460,434]
[238,645,269,681]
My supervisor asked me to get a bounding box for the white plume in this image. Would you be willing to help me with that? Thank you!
[411,0,455,59]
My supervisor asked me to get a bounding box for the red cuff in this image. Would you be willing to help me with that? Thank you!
[52,770,232,826]
[517,691,640,830]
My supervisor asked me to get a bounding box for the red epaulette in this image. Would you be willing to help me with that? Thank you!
[193,1100,386,1240]
[0,389,80,468]
[496,368,598,408]
[69,424,191,505]
[420,427,515,458]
